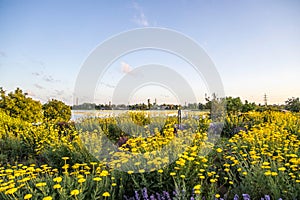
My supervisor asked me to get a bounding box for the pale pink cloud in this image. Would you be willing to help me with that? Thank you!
[121,61,132,73]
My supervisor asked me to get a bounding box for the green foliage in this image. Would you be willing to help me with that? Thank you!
[41,141,94,168]
[0,110,37,163]
[225,97,243,113]
[285,97,300,112]
[43,99,71,122]
[0,87,43,123]
[76,117,123,142]
[129,111,150,126]
[241,100,256,112]
[205,95,259,114]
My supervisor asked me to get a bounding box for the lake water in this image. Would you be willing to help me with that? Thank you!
[71,110,206,121]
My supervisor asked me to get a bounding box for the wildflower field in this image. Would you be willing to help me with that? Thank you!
[0,110,300,200]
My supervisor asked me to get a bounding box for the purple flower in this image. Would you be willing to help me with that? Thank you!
[156,192,162,200]
[234,194,239,200]
[190,197,195,200]
[150,195,156,200]
[163,191,171,200]
[264,195,270,200]
[242,194,250,200]
[135,190,140,200]
[142,188,149,200]
[173,190,177,195]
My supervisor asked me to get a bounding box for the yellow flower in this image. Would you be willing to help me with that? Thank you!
[262,162,270,165]
[112,183,117,186]
[62,157,69,160]
[157,169,163,173]
[170,172,176,176]
[93,177,102,182]
[77,175,84,179]
[36,182,47,187]
[42,197,52,200]
[24,194,33,199]
[271,172,278,176]
[5,169,13,173]
[264,171,272,176]
[62,164,69,169]
[210,178,217,183]
[102,192,110,197]
[194,189,201,194]
[53,177,62,183]
[215,194,221,198]
[216,148,223,153]
[193,184,201,190]
[180,175,185,179]
[127,170,134,175]
[100,170,109,177]
[199,175,205,179]
[5,188,17,195]
[139,169,145,173]
[187,157,195,161]
[53,184,61,189]
[134,162,141,166]
[70,189,80,196]
[278,167,286,171]
[78,178,86,183]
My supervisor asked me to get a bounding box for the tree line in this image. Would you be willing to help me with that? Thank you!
[0,88,299,124]
[72,96,300,112]
[0,87,71,123]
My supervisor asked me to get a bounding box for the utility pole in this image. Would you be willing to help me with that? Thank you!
[264,94,268,106]
[178,106,181,129]
[147,99,151,109]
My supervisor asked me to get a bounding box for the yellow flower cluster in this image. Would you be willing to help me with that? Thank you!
[1,110,299,199]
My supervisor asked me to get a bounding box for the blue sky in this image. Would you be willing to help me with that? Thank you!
[0,0,299,105]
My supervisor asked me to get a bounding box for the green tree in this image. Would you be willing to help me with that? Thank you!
[226,96,243,113]
[0,87,43,123]
[242,100,257,112]
[285,97,300,112]
[43,99,71,122]
[198,102,205,110]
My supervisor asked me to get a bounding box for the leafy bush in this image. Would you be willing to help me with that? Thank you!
[0,87,43,123]
[43,99,71,122]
